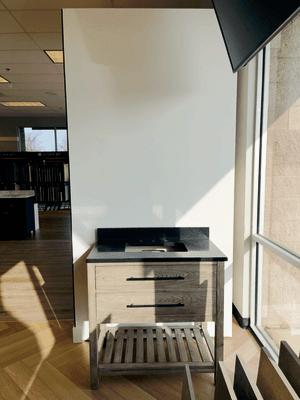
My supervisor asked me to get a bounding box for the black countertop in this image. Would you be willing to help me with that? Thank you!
[86,227,227,263]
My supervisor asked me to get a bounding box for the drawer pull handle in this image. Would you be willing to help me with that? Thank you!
[127,303,185,308]
[126,276,184,281]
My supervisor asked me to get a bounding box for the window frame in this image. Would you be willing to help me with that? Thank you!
[249,42,300,361]
[24,127,68,152]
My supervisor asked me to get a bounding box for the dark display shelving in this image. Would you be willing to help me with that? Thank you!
[0,152,70,204]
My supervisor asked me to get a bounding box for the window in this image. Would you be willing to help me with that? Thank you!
[24,128,68,152]
[251,18,300,360]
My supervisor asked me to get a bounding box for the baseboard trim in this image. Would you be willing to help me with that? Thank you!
[72,326,83,343]
[72,321,89,343]
[232,303,250,329]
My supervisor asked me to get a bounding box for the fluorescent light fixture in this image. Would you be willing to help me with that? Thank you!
[0,76,10,83]
[0,101,46,107]
[44,50,63,63]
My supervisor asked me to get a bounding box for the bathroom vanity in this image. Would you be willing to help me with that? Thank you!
[86,228,227,389]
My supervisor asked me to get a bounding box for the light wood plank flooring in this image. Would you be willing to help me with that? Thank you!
[0,317,261,400]
[0,211,73,321]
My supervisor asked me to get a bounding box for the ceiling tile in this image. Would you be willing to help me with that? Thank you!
[14,110,62,117]
[40,90,65,97]
[48,110,65,115]
[0,33,39,50]
[14,82,64,90]
[0,82,21,90]
[54,64,64,73]
[62,0,112,6]
[44,98,65,104]
[113,0,203,6]
[45,107,65,113]
[7,74,64,83]
[11,10,62,33]
[1,0,112,10]
[48,103,65,108]
[16,107,59,113]
[0,96,64,108]
[0,97,45,104]
[0,90,42,97]
[0,91,65,107]
[0,90,22,97]
[0,63,62,74]
[29,33,63,50]
[0,50,51,63]
[0,11,24,33]
[45,103,65,108]
[0,107,18,116]
[0,89,63,96]
[0,103,62,117]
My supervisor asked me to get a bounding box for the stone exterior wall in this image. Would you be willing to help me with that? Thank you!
[262,15,300,331]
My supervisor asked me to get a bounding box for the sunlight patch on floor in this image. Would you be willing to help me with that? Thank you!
[1,261,57,397]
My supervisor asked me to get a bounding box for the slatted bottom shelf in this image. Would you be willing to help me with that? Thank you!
[98,325,215,376]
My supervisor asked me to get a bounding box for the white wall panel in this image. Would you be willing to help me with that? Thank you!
[63,9,236,340]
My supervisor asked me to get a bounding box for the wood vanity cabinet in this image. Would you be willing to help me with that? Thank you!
[87,260,224,390]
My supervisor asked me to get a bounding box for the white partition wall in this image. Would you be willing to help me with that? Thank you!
[63,9,237,341]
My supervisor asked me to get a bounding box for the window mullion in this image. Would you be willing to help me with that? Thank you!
[54,128,58,151]
[257,44,270,235]
[253,233,300,270]
[250,49,264,328]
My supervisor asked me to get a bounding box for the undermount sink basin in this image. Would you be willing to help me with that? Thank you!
[125,242,187,253]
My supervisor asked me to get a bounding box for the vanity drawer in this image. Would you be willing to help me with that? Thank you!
[96,290,216,324]
[95,262,216,292]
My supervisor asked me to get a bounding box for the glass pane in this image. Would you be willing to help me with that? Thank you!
[261,20,300,255]
[260,246,300,355]
[24,128,55,152]
[57,129,68,151]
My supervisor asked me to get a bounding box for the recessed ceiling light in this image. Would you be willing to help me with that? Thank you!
[0,102,46,107]
[44,50,63,63]
[0,76,10,83]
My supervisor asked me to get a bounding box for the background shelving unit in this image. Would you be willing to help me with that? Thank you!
[0,152,70,209]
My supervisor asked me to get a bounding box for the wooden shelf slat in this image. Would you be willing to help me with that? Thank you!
[175,328,188,362]
[156,328,166,363]
[102,331,114,364]
[146,328,155,363]
[113,329,124,364]
[124,329,134,364]
[193,328,211,362]
[165,326,177,363]
[136,329,144,363]
[184,328,201,362]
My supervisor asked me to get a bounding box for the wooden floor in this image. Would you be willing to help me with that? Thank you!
[0,317,261,400]
[0,211,261,399]
[0,211,73,322]
[266,327,300,356]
